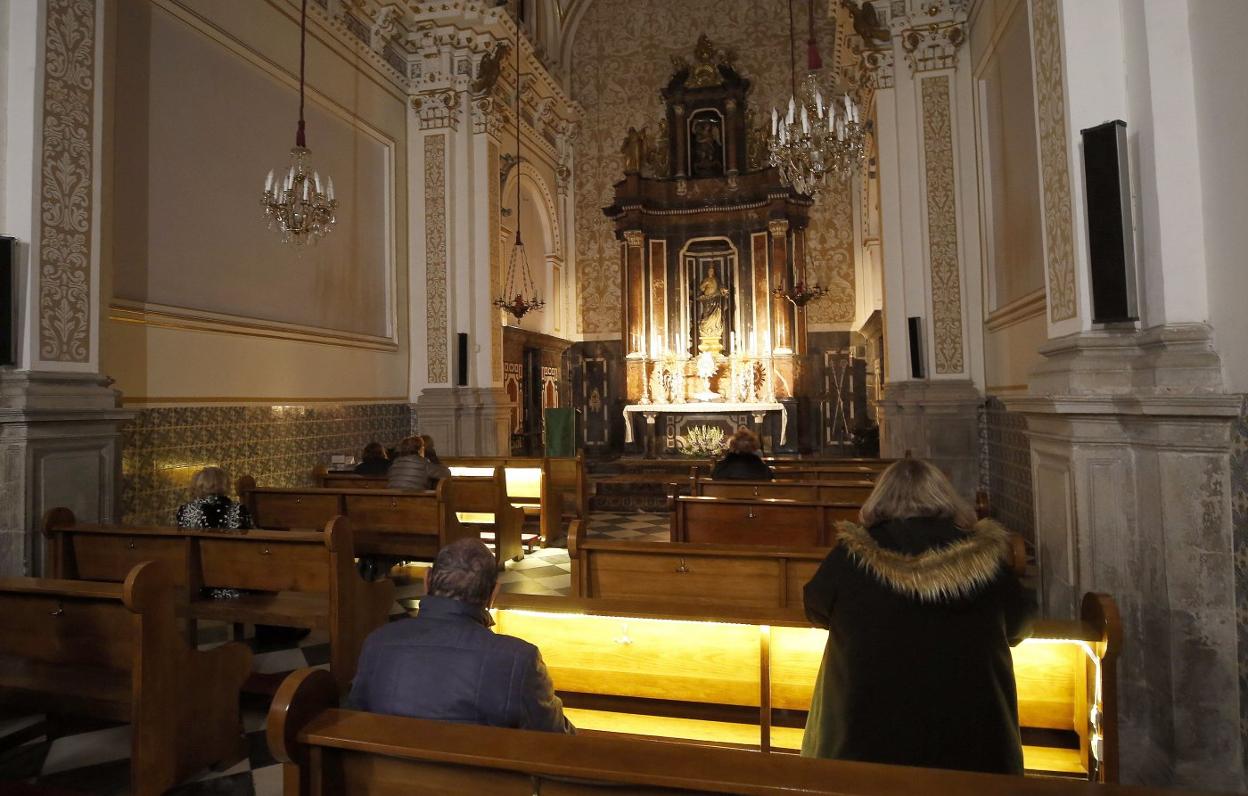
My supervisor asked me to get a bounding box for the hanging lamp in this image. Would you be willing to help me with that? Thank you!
[767,0,866,196]
[260,0,338,245]
[493,17,545,320]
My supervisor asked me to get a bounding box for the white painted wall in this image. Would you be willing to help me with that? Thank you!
[1189,0,1248,393]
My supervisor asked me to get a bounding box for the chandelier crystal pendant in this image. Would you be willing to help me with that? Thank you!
[260,0,338,245]
[494,20,545,320]
[767,0,866,196]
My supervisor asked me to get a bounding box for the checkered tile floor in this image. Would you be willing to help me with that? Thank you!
[0,511,671,795]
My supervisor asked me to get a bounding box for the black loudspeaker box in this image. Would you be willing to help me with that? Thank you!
[0,237,13,366]
[1081,120,1138,323]
[907,316,924,379]
[456,333,469,386]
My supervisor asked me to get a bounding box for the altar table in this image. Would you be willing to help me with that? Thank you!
[623,402,787,456]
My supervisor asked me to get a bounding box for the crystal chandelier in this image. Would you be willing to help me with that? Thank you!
[494,22,545,320]
[768,0,866,196]
[773,233,829,307]
[260,0,337,245]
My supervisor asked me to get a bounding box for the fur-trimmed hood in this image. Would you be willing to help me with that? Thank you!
[835,518,1011,603]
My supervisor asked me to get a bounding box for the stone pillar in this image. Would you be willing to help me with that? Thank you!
[867,0,982,494]
[0,0,132,575]
[723,98,740,177]
[1004,1,1247,786]
[671,103,688,179]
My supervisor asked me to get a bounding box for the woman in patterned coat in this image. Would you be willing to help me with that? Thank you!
[176,466,253,530]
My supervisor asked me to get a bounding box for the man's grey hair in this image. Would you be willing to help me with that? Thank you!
[427,538,498,606]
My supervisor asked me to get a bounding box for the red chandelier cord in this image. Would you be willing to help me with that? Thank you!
[296,0,307,148]
[788,0,796,96]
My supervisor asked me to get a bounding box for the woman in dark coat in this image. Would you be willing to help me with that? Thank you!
[710,426,774,480]
[801,457,1036,774]
[353,441,391,476]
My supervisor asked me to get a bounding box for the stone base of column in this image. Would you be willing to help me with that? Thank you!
[876,379,982,498]
[414,386,514,456]
[1006,323,1245,790]
[0,371,134,576]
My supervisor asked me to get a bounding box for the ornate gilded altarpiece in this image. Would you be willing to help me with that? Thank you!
[603,36,834,453]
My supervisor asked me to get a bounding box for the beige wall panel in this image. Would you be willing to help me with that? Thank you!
[101,0,408,401]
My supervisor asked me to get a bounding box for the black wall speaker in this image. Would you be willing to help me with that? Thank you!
[0,237,13,367]
[907,316,925,379]
[1081,120,1138,323]
[456,333,469,386]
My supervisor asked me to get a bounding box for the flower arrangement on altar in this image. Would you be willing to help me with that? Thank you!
[674,425,728,458]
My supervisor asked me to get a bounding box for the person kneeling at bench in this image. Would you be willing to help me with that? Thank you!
[348,538,574,735]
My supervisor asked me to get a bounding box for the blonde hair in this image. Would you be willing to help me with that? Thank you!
[859,458,976,530]
[727,426,760,455]
[191,466,230,499]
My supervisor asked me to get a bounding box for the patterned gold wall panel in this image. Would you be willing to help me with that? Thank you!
[424,134,449,383]
[570,0,856,336]
[38,0,96,362]
[649,239,667,348]
[752,232,770,341]
[921,76,965,374]
[1031,0,1078,322]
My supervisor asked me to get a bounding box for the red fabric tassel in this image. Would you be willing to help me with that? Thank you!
[808,39,823,70]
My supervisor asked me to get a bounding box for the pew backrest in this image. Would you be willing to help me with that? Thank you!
[671,496,858,546]
[691,476,875,505]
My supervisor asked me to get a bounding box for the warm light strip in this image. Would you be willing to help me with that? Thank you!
[493,608,761,631]
[1019,637,1104,763]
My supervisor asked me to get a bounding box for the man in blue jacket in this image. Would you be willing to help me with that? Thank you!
[348,537,574,734]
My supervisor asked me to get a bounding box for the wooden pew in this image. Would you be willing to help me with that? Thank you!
[446,454,587,545]
[569,520,825,608]
[43,510,394,694]
[670,495,860,546]
[485,592,1120,782]
[314,466,387,490]
[442,468,527,564]
[269,649,1200,796]
[568,519,1027,610]
[689,473,876,504]
[270,592,1124,788]
[0,561,251,796]
[239,477,477,561]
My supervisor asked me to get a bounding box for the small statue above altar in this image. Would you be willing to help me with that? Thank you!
[695,265,728,355]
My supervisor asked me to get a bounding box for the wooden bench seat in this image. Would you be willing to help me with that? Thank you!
[43,510,393,694]
[671,495,861,546]
[268,592,1127,791]
[0,561,252,796]
[485,592,1119,782]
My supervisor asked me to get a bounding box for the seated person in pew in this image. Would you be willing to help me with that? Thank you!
[801,457,1036,775]
[177,466,253,601]
[349,538,574,735]
[710,426,774,481]
[420,434,444,467]
[176,465,253,531]
[353,441,391,476]
[388,434,452,490]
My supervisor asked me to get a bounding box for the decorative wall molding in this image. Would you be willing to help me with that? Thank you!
[920,75,965,374]
[985,287,1047,332]
[107,300,398,352]
[1031,0,1078,322]
[424,134,450,383]
[37,0,97,364]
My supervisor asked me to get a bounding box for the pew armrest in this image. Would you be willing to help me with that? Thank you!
[268,668,340,767]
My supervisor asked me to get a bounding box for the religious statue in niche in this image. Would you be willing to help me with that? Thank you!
[696,264,729,353]
[689,113,723,177]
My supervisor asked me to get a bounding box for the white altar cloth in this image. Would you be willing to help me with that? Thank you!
[623,402,787,445]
